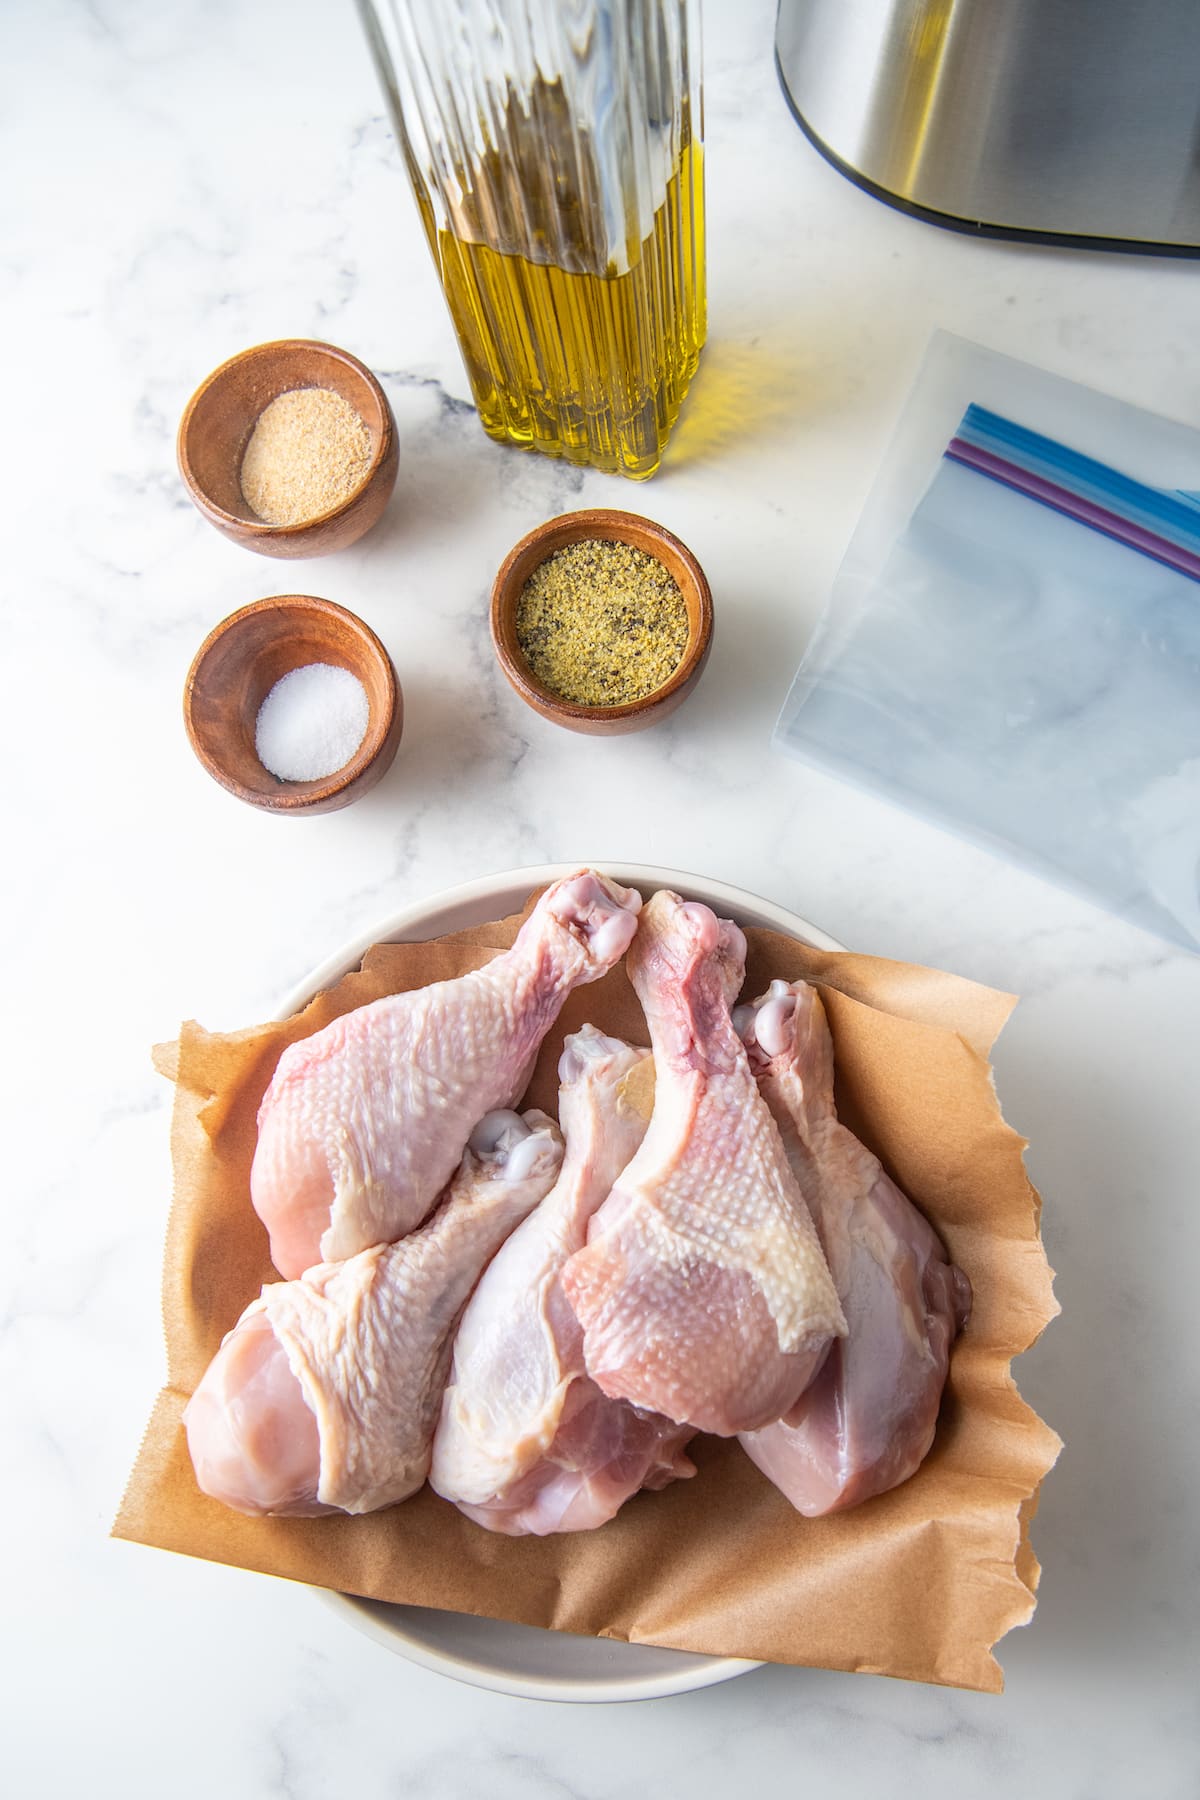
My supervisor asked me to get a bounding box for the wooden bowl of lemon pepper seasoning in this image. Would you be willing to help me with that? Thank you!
[177,339,398,558]
[490,510,714,736]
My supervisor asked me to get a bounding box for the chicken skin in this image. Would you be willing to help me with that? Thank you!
[185,1110,564,1516]
[251,870,641,1277]
[432,1026,695,1534]
[560,893,846,1436]
[735,980,971,1514]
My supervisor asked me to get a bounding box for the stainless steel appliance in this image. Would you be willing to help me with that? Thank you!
[775,0,1200,254]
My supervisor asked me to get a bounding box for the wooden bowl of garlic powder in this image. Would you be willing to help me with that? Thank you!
[177,339,398,558]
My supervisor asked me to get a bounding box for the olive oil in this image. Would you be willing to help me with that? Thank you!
[423,140,706,480]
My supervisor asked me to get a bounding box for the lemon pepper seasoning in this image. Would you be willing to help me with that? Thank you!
[515,539,690,707]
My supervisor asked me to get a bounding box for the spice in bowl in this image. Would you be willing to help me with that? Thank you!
[515,539,690,707]
[255,662,370,781]
[240,387,373,526]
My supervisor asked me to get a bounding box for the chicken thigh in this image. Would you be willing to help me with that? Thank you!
[735,980,972,1515]
[251,869,641,1277]
[431,1026,695,1535]
[560,892,846,1435]
[184,1109,564,1517]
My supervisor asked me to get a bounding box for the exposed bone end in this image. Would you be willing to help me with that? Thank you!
[545,870,643,972]
[468,1108,563,1184]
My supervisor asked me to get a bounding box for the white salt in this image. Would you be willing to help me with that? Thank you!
[255,663,370,782]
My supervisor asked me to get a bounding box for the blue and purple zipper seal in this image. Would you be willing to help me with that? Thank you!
[945,403,1200,584]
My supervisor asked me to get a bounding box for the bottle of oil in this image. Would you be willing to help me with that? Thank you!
[357,0,705,480]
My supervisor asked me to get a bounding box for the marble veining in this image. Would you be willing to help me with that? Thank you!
[4,0,1199,1795]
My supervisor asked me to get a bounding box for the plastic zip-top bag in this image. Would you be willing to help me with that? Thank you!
[775,332,1200,952]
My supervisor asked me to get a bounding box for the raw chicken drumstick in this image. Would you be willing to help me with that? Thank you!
[251,869,641,1277]
[431,1026,696,1535]
[184,1110,564,1517]
[735,980,972,1514]
[560,892,846,1436]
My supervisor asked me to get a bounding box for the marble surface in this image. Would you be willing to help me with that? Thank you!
[4,0,1199,1793]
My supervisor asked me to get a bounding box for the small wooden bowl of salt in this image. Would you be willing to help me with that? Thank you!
[184,596,403,814]
[177,340,398,558]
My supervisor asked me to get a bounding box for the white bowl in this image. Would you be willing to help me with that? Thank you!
[276,862,844,1704]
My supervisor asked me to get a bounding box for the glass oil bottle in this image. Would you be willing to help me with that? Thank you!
[357,0,706,480]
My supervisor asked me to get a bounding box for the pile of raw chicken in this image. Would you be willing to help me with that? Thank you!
[185,870,971,1534]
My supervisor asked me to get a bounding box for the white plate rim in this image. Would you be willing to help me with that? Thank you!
[275,861,845,1703]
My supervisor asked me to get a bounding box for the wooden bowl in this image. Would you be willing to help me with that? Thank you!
[184,595,403,814]
[177,340,398,558]
[490,509,713,736]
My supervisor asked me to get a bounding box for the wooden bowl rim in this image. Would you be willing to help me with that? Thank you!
[176,339,396,540]
[183,593,401,812]
[489,508,714,725]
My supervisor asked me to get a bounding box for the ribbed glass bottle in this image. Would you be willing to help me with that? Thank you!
[357,0,706,479]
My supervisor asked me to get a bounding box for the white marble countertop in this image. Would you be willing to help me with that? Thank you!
[6,0,1199,1793]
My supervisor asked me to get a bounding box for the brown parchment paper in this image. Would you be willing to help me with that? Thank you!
[114,903,1061,1693]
